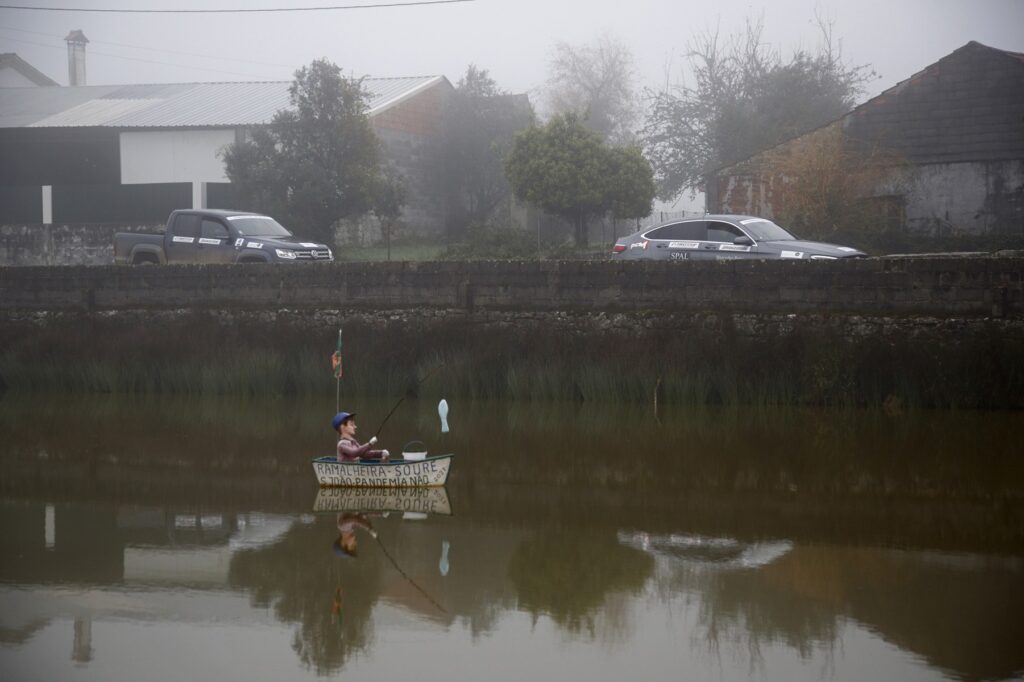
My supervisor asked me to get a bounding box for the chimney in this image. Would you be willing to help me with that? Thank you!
[65,30,88,86]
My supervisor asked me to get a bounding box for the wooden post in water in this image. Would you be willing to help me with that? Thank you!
[654,376,662,424]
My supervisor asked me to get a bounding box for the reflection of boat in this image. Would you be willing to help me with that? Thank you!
[312,455,453,488]
[617,531,792,570]
[314,486,453,515]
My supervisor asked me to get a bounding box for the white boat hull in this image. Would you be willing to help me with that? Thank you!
[312,454,453,488]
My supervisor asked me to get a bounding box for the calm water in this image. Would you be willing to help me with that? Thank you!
[1,395,1022,682]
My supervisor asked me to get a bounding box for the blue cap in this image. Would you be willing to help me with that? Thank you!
[332,412,356,431]
[332,538,355,558]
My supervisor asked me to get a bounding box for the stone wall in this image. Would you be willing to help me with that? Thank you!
[1,256,1021,318]
[3,256,1022,407]
[0,223,160,266]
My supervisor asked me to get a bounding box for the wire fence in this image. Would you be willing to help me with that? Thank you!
[605,210,704,241]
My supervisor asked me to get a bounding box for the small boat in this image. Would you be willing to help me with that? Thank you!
[312,454,454,488]
[313,486,452,515]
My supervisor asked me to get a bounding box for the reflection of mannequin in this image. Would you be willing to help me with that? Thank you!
[333,513,375,558]
[331,586,343,627]
[330,514,376,634]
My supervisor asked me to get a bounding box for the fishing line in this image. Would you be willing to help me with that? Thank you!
[372,533,448,615]
[373,363,443,439]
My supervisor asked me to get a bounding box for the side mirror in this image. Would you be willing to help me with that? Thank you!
[733,235,754,246]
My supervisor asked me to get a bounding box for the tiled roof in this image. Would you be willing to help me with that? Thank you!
[0,76,447,128]
[842,41,1024,164]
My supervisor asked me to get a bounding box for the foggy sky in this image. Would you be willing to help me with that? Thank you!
[3,0,1023,101]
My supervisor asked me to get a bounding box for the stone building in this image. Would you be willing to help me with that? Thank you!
[707,41,1024,237]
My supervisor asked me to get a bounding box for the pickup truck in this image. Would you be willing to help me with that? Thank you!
[114,209,334,264]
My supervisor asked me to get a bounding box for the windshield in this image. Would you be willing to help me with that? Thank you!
[739,218,796,241]
[226,215,292,238]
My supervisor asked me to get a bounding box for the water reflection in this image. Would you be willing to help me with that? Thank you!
[313,486,453,516]
[1,394,1022,680]
[618,531,794,570]
[509,528,653,635]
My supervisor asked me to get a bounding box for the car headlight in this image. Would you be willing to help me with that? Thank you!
[275,249,297,260]
[810,255,837,260]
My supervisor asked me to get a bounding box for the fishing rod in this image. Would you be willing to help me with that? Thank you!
[373,363,443,439]
[370,531,448,615]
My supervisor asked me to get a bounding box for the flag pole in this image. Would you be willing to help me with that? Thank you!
[333,328,343,413]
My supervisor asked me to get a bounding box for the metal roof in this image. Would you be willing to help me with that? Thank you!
[0,76,447,128]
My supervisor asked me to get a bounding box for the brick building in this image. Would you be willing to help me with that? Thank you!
[708,42,1024,237]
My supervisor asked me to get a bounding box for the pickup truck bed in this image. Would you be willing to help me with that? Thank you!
[114,232,164,264]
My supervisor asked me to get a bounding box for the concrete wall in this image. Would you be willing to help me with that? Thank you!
[0,223,160,266]
[1,257,1020,318]
[904,160,1024,234]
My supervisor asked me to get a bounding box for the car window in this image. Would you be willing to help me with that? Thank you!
[645,221,706,240]
[172,214,200,239]
[739,218,796,241]
[226,215,292,237]
[706,221,745,243]
[201,219,229,240]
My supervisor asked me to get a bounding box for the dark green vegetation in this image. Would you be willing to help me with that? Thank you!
[505,112,657,246]
[2,312,1021,409]
[222,59,401,245]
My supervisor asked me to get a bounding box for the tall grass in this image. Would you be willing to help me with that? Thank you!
[2,312,1021,409]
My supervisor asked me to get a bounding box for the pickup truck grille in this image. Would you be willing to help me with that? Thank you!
[295,250,333,260]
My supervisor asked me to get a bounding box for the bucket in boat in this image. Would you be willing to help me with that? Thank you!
[402,440,428,461]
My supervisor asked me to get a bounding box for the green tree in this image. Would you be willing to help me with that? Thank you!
[642,18,874,200]
[222,59,398,244]
[505,113,655,246]
[424,65,534,239]
[606,146,656,220]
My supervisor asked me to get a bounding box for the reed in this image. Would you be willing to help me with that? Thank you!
[1,313,1021,409]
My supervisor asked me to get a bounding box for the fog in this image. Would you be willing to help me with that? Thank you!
[3,0,1023,100]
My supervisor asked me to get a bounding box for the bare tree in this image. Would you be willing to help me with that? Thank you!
[642,17,875,201]
[545,33,639,144]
